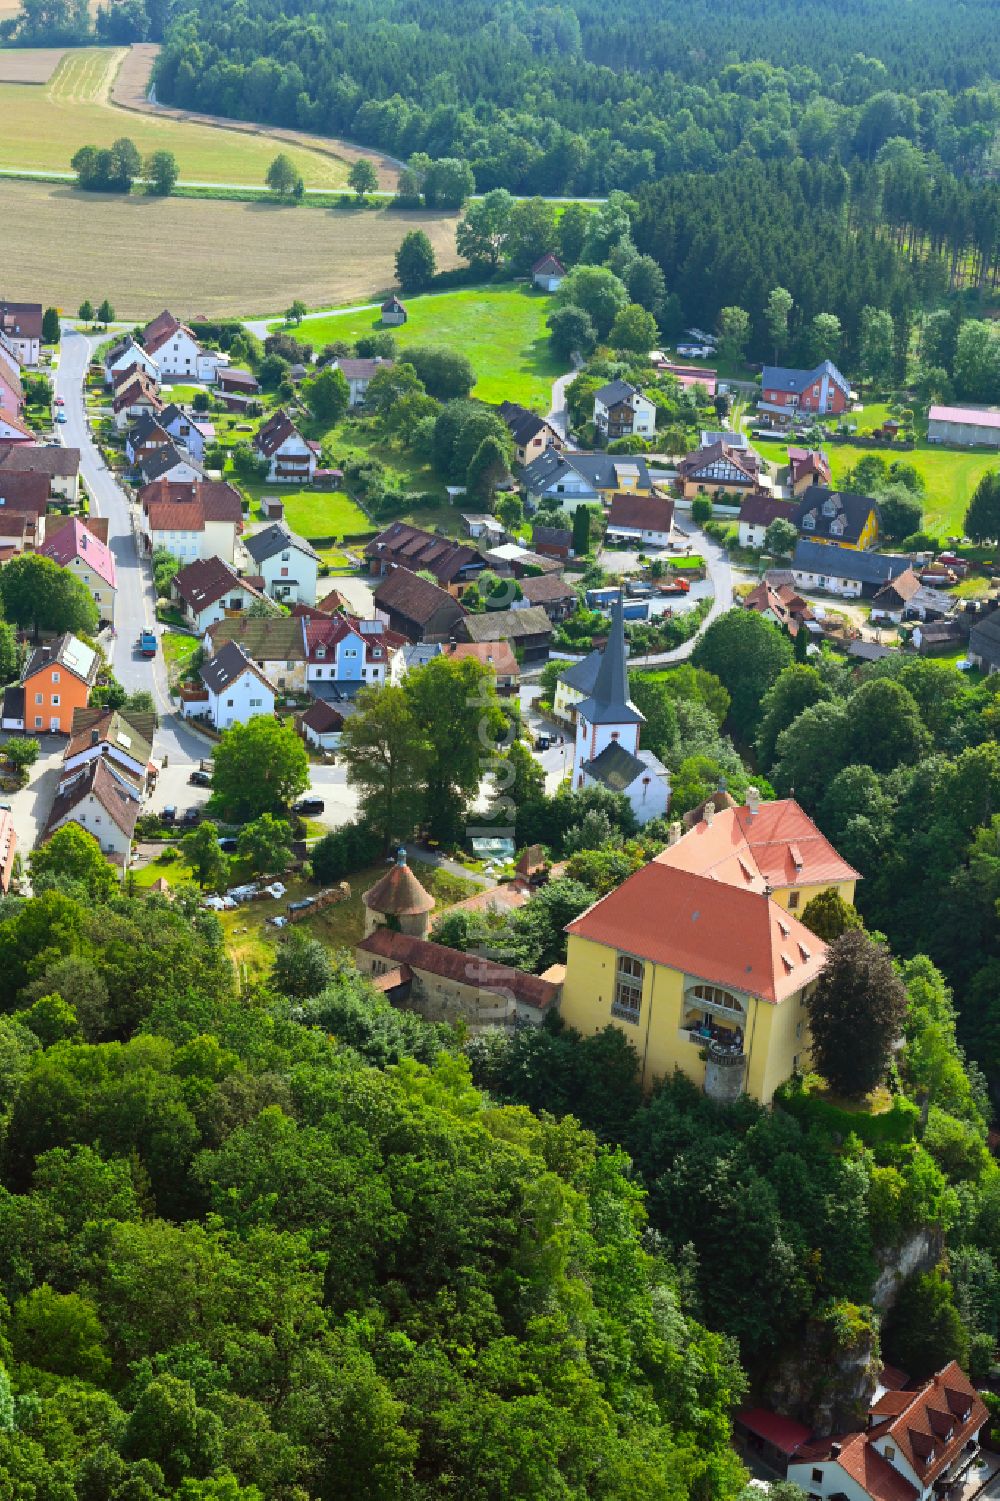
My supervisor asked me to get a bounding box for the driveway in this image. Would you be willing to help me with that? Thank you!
[547,367,579,446]
[1,733,65,855]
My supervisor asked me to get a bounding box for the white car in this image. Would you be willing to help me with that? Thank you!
[265,881,286,899]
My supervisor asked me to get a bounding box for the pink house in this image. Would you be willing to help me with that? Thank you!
[41,517,118,625]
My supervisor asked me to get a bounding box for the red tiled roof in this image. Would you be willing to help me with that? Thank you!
[567,860,827,1004]
[113,371,162,413]
[298,699,345,733]
[357,926,561,1010]
[141,479,243,533]
[607,492,675,532]
[794,1431,917,1501]
[738,493,795,527]
[254,409,302,457]
[143,309,196,357]
[173,555,261,611]
[446,640,519,677]
[656,797,858,891]
[363,859,435,916]
[0,469,49,516]
[736,1408,810,1456]
[880,1362,987,1488]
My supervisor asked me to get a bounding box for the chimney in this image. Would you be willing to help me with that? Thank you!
[704,801,715,827]
[668,821,682,846]
[746,785,760,817]
[830,1443,841,1459]
[90,728,99,746]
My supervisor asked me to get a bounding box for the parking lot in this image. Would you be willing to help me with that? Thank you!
[0,732,66,858]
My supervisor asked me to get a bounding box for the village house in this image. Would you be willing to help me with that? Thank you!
[928,403,1000,449]
[759,359,852,421]
[113,371,163,430]
[365,520,484,590]
[159,403,214,464]
[40,517,117,624]
[910,618,968,656]
[499,402,566,468]
[737,493,797,549]
[445,639,520,694]
[0,512,31,560]
[457,605,553,662]
[553,648,601,726]
[592,379,656,440]
[0,469,51,546]
[204,615,308,693]
[140,478,244,565]
[372,567,467,642]
[0,806,15,893]
[244,521,320,606]
[216,367,260,409]
[793,487,879,550]
[522,449,652,511]
[531,522,572,559]
[44,759,140,872]
[19,633,99,735]
[171,555,269,633]
[787,446,832,494]
[0,408,35,446]
[0,336,24,421]
[969,609,1000,672]
[605,491,675,548]
[0,442,81,503]
[792,539,910,599]
[743,579,815,637]
[178,641,278,730]
[559,791,857,1099]
[677,438,767,499]
[139,443,204,487]
[304,613,406,692]
[870,568,948,625]
[126,415,174,470]
[253,410,317,485]
[142,310,226,383]
[62,706,156,796]
[381,295,407,326]
[570,592,670,824]
[0,301,42,366]
[330,355,394,407]
[104,335,160,390]
[787,1361,986,1501]
[515,573,576,621]
[531,253,566,291]
[297,698,345,752]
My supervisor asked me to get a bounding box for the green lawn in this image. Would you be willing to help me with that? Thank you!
[274,284,563,409]
[162,630,201,685]
[242,482,373,538]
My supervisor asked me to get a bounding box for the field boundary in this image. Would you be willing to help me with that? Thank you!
[110,44,402,192]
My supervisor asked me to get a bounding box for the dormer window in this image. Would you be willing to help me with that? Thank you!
[830,517,844,535]
[822,498,837,517]
[803,513,815,529]
[315,646,326,659]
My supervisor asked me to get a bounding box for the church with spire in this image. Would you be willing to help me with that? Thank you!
[571,591,670,825]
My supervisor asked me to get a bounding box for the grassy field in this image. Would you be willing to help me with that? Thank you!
[277,285,561,409]
[0,178,460,316]
[242,483,372,537]
[752,433,999,538]
[0,47,349,187]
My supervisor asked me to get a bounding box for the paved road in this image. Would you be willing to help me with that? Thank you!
[547,367,579,445]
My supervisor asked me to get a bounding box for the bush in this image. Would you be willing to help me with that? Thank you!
[691,494,713,524]
[775,1073,919,1146]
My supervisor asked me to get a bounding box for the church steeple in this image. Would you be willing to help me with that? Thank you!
[575,589,644,727]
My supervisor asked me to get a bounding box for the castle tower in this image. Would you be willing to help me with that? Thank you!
[572,589,645,789]
[362,848,436,939]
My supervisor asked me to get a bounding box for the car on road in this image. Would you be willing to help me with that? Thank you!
[292,797,325,815]
[55,411,67,422]
[161,806,176,824]
[189,769,212,787]
[137,630,157,658]
[54,396,65,406]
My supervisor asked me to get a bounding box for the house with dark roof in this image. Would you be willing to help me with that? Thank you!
[45,758,141,870]
[125,414,173,470]
[553,647,602,724]
[372,567,467,642]
[244,522,320,605]
[63,706,156,794]
[297,697,346,751]
[139,442,203,487]
[381,295,407,326]
[593,380,656,440]
[253,410,317,484]
[532,253,566,291]
[171,556,269,633]
[516,573,576,620]
[0,440,80,502]
[793,487,880,550]
[142,309,225,383]
[792,539,910,598]
[0,468,51,545]
[140,479,244,564]
[531,522,572,559]
[159,404,215,464]
[605,492,675,547]
[969,609,1000,672]
[677,439,766,498]
[737,492,797,548]
[178,641,278,729]
[457,605,553,660]
[0,300,42,365]
[21,633,98,734]
[330,355,394,407]
[218,366,259,398]
[113,371,163,429]
[104,334,160,390]
[787,445,832,495]
[760,359,851,420]
[522,449,651,512]
[365,520,483,589]
[499,401,566,467]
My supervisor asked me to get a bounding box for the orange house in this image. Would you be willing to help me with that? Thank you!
[22,633,99,734]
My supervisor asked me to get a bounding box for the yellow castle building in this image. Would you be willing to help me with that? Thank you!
[558,793,858,1102]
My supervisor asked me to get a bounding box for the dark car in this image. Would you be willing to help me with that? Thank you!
[217,837,238,853]
[292,797,325,816]
[161,806,176,824]
[189,769,212,787]
[287,896,316,913]
[181,807,202,825]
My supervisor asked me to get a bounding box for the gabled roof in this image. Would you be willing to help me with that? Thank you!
[206,615,306,662]
[218,366,259,391]
[738,493,795,528]
[46,758,140,841]
[0,410,37,441]
[607,492,675,532]
[200,640,276,696]
[872,567,922,606]
[366,520,481,585]
[129,414,172,448]
[575,592,643,727]
[244,521,319,565]
[40,517,117,589]
[532,253,565,276]
[793,539,910,586]
[793,487,877,545]
[498,400,555,448]
[459,606,552,643]
[568,860,827,1004]
[333,357,393,381]
[141,443,201,484]
[254,409,304,458]
[0,442,79,478]
[363,852,435,916]
[761,359,850,398]
[446,640,519,676]
[173,555,264,613]
[794,1431,916,1501]
[66,706,155,765]
[113,371,162,413]
[0,300,42,341]
[531,523,571,548]
[582,740,648,791]
[381,295,406,313]
[519,573,575,605]
[357,925,560,1010]
[141,479,244,533]
[678,439,761,484]
[373,566,465,627]
[788,446,832,484]
[0,469,50,516]
[23,632,98,687]
[299,698,345,733]
[656,797,859,891]
[970,609,1000,663]
[143,309,198,357]
[874,1362,985,1487]
[928,402,1000,429]
[522,448,652,495]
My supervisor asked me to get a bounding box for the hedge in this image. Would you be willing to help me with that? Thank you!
[776,1073,919,1146]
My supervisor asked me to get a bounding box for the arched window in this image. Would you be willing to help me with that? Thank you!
[689,983,743,1013]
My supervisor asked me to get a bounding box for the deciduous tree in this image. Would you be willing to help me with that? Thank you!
[347,158,378,199]
[394,229,436,290]
[212,719,309,820]
[339,683,431,847]
[455,188,515,268]
[807,930,908,1096]
[236,814,293,876]
[145,149,178,195]
[180,821,230,891]
[0,553,98,639]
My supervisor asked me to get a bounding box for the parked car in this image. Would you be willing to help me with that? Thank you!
[54,396,65,406]
[287,896,315,913]
[161,805,176,824]
[181,807,201,825]
[55,411,67,423]
[189,769,211,787]
[292,797,325,815]
[217,837,238,853]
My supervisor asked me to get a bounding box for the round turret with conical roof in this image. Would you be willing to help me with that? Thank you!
[362,848,436,938]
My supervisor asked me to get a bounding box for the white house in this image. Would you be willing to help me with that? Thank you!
[298,698,346,751]
[792,539,911,600]
[0,301,42,367]
[139,444,204,487]
[172,555,270,633]
[104,335,159,389]
[142,310,226,383]
[243,521,320,605]
[179,641,277,730]
[44,759,141,871]
[140,479,244,565]
[330,356,393,407]
[605,492,675,547]
[61,706,155,794]
[593,380,657,440]
[253,410,317,484]
[521,449,653,513]
[532,254,566,292]
[304,613,405,689]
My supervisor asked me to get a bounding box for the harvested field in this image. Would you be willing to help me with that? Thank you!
[0,178,459,317]
[0,47,350,186]
[0,47,68,83]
